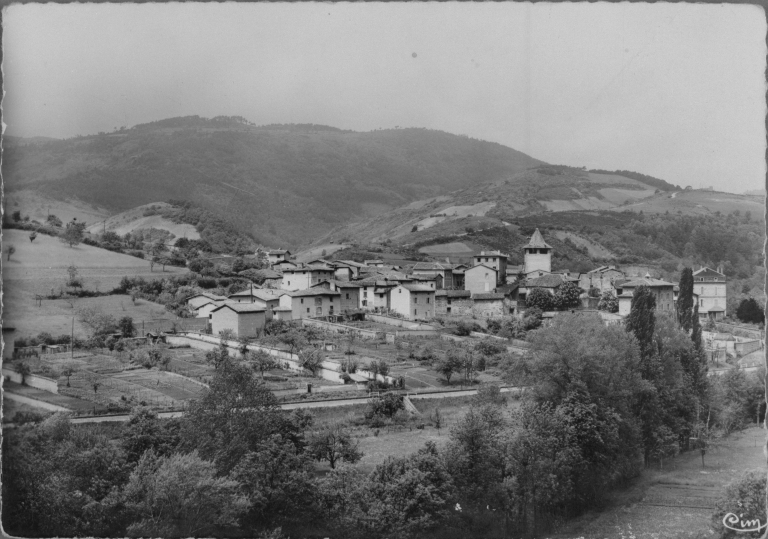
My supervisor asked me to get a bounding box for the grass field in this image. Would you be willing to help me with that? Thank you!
[3,228,187,338]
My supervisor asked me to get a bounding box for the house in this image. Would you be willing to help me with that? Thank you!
[522,273,566,297]
[506,265,524,283]
[195,300,227,319]
[281,264,336,291]
[272,259,298,272]
[411,262,457,289]
[472,293,506,318]
[472,251,509,285]
[332,260,366,280]
[615,276,676,316]
[311,280,363,313]
[364,259,385,267]
[579,266,625,293]
[267,249,292,264]
[496,282,520,314]
[355,279,396,310]
[210,304,268,338]
[229,289,291,316]
[406,274,441,290]
[389,284,436,320]
[290,289,342,319]
[692,267,727,321]
[186,292,228,310]
[523,229,552,276]
[452,267,466,289]
[435,290,473,316]
[464,264,499,295]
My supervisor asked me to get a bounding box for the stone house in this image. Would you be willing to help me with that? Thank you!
[412,262,456,289]
[579,266,625,293]
[473,251,509,285]
[472,293,506,318]
[435,290,473,316]
[332,260,366,280]
[267,249,292,264]
[186,292,228,310]
[311,280,363,313]
[195,300,226,319]
[615,276,675,316]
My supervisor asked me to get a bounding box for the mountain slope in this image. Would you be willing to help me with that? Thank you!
[2,116,544,247]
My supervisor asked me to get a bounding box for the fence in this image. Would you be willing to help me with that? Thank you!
[2,368,59,394]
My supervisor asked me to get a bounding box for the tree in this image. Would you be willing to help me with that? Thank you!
[366,393,404,419]
[46,214,63,227]
[525,288,554,311]
[308,423,363,469]
[123,450,250,537]
[60,362,78,387]
[76,306,118,337]
[11,210,21,222]
[433,353,462,383]
[676,268,694,332]
[625,285,656,360]
[60,219,85,247]
[552,281,582,310]
[205,340,232,370]
[121,407,181,463]
[16,362,31,386]
[737,298,765,324]
[691,304,703,354]
[250,349,277,380]
[5,243,16,261]
[118,316,135,338]
[298,347,324,376]
[281,330,308,356]
[597,290,619,313]
[28,231,37,242]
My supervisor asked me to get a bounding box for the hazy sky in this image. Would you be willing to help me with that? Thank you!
[3,3,766,192]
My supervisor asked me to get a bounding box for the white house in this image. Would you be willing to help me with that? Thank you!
[692,267,727,321]
[210,304,268,338]
[389,283,435,320]
[464,264,499,295]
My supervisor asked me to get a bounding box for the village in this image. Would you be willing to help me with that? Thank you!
[3,226,762,420]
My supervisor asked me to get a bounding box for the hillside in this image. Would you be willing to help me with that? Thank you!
[3,116,544,248]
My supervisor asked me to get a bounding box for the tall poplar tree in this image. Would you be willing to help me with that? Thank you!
[676,268,694,332]
[691,304,703,354]
[626,285,656,360]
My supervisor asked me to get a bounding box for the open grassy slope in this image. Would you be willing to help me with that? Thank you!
[85,202,200,240]
[2,229,187,338]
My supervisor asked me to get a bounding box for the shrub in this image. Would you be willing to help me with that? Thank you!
[712,470,766,538]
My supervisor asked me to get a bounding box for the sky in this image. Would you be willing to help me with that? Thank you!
[3,3,766,193]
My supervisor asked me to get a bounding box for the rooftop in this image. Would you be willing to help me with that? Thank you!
[472,293,505,300]
[400,284,436,293]
[290,288,342,297]
[211,303,267,314]
[620,277,675,288]
[525,228,553,249]
[475,251,509,259]
[525,274,565,288]
[435,290,472,298]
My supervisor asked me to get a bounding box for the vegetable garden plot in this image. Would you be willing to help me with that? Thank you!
[62,371,177,408]
[111,371,206,401]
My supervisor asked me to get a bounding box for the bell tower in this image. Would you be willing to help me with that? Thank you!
[523,228,552,275]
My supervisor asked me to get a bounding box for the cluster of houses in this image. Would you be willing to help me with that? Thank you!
[187,229,728,338]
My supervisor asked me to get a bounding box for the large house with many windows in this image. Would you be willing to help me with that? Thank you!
[692,266,727,321]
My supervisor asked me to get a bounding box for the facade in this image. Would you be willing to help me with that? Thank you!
[472,252,508,285]
[333,260,366,281]
[579,266,625,293]
[290,289,341,319]
[464,264,499,295]
[210,304,268,338]
[196,300,226,319]
[471,293,506,318]
[311,280,362,313]
[523,274,565,297]
[523,228,552,275]
[407,274,441,290]
[615,277,676,316]
[435,290,473,316]
[281,265,336,291]
[692,267,727,321]
[389,284,436,320]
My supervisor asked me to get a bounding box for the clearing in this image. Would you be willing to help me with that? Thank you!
[85,202,199,239]
[5,189,110,225]
[552,230,616,259]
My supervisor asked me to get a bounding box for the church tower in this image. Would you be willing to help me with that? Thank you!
[523,228,552,275]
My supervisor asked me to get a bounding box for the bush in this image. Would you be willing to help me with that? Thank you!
[712,470,766,538]
[365,393,404,421]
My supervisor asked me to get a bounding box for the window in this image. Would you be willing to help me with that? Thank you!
[306,308,310,313]
[315,297,322,306]
[316,307,322,315]
[288,281,291,286]
[414,309,417,315]
[301,299,304,304]
[414,297,418,304]
[346,293,350,299]
[426,297,430,304]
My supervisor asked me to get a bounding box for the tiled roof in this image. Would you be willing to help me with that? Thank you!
[525,228,552,249]
[229,289,285,302]
[211,303,267,314]
[187,292,227,302]
[290,288,341,297]
[466,264,498,273]
[400,284,436,293]
[268,249,291,255]
[526,274,566,288]
[620,278,674,288]
[413,262,450,271]
[472,293,505,300]
[313,279,363,288]
[496,283,519,294]
[435,290,472,298]
[693,267,726,280]
[333,260,366,268]
[475,251,509,259]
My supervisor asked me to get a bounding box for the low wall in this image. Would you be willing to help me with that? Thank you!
[301,318,387,341]
[170,333,345,383]
[735,339,762,355]
[2,368,59,394]
[396,330,439,338]
[366,314,436,331]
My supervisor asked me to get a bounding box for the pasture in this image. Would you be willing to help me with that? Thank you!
[2,228,187,338]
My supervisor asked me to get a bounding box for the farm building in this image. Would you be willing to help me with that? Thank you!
[210,304,268,338]
[390,284,435,320]
[186,292,227,310]
[435,290,472,316]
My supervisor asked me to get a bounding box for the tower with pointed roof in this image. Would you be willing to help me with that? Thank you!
[523,228,552,275]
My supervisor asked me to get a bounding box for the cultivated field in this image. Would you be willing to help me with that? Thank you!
[85,202,199,239]
[3,228,187,338]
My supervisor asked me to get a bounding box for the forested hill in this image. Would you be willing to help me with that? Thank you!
[2,116,544,247]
